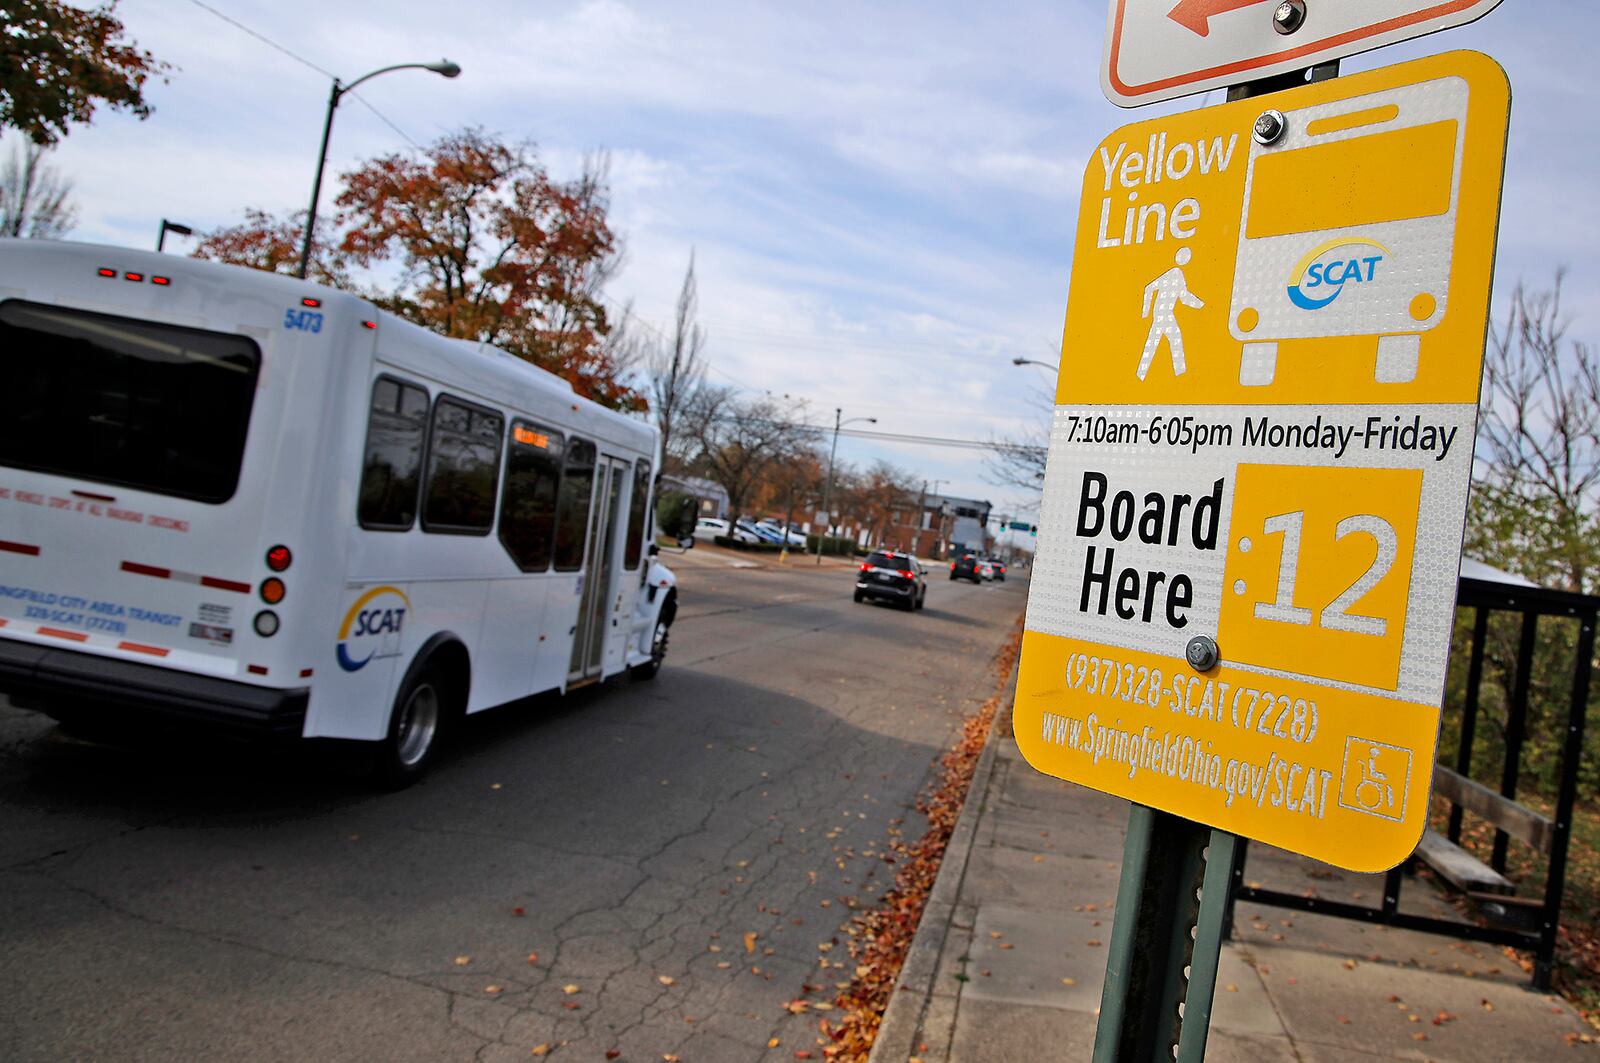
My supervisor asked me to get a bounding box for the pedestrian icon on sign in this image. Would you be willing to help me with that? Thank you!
[1137,246,1205,381]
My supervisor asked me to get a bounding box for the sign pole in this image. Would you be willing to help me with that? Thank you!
[1093,806,1238,1062]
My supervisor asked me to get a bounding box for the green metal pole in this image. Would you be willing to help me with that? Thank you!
[1094,804,1238,1062]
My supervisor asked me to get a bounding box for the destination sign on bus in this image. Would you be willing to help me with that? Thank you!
[1015,52,1510,872]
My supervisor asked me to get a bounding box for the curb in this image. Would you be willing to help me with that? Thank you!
[868,670,1018,1063]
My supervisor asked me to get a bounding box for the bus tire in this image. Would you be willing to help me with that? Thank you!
[375,662,450,788]
[631,618,670,680]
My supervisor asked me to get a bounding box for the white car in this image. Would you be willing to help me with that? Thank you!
[694,518,761,544]
[978,560,996,581]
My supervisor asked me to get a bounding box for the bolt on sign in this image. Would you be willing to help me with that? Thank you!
[1015,51,1509,872]
[1102,0,1506,107]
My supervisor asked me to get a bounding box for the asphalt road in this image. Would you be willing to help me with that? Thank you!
[0,551,1026,1062]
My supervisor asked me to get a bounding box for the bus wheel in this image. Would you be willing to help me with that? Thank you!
[375,665,448,787]
[632,619,670,680]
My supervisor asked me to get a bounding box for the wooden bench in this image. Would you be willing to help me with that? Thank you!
[1414,765,1554,930]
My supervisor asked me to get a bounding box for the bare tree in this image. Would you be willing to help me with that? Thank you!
[0,140,75,238]
[648,251,707,470]
[681,385,814,526]
[1471,270,1600,593]
[984,376,1052,490]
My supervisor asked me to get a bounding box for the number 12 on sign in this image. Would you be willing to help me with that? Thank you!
[1218,464,1422,691]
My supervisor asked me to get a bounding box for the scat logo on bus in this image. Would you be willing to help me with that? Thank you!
[336,586,411,672]
[1286,238,1389,311]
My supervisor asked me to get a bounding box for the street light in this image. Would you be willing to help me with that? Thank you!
[156,219,192,253]
[1012,356,1057,372]
[296,58,462,280]
[815,408,877,565]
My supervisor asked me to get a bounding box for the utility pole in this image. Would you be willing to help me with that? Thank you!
[815,408,876,565]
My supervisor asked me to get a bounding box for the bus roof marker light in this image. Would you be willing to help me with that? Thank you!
[124,272,144,282]
[151,275,171,286]
[97,268,116,278]
[302,297,321,308]
[361,320,377,330]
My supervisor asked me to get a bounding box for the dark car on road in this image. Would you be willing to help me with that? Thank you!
[950,553,982,583]
[986,557,1007,582]
[855,550,926,610]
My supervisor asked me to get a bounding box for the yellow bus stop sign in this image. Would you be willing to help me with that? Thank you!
[1015,51,1509,872]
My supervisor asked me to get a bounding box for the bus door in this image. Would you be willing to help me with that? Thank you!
[569,455,628,683]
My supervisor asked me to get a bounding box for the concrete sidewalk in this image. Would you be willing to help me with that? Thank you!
[870,690,1595,1061]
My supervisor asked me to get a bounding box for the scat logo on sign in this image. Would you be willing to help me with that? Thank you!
[336,585,410,672]
[1286,238,1388,311]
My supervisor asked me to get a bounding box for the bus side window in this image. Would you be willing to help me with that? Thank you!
[499,421,565,571]
[623,459,651,570]
[422,394,505,534]
[358,375,430,529]
[553,437,596,571]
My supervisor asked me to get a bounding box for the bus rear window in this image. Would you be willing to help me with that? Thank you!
[0,299,260,503]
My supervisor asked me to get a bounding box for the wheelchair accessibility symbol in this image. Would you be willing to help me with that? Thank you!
[1337,737,1412,823]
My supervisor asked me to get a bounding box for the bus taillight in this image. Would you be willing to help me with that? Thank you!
[266,545,292,571]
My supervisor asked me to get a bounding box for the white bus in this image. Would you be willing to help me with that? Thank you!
[0,239,677,784]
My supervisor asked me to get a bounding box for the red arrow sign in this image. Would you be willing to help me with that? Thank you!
[1166,0,1273,37]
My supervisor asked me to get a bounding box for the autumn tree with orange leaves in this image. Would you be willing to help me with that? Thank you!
[196,128,641,410]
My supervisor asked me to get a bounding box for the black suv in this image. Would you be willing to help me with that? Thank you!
[950,553,982,583]
[855,550,926,611]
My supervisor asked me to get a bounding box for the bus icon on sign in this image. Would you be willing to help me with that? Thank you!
[1229,76,1469,387]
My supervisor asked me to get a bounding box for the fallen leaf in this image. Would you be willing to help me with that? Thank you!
[1087,939,1102,947]
[530,1046,551,1058]
[562,1001,580,1011]
[657,975,675,987]
[454,956,472,966]
[745,932,759,954]
[485,985,502,994]
[768,1038,780,1049]
[1337,1015,1350,1025]
[527,952,539,964]
[1061,977,1077,986]
[513,906,525,916]
[1412,1032,1428,1042]
[1225,984,1238,993]
[999,943,1015,950]
[562,984,580,995]
[605,1052,620,1061]
[794,1053,813,1060]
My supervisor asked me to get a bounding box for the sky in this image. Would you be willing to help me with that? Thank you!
[40,0,1600,541]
